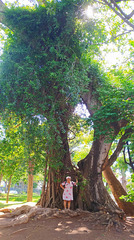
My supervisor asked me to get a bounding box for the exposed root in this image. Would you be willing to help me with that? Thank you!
[80,209,126,231]
[0,205,58,227]
[0,205,127,230]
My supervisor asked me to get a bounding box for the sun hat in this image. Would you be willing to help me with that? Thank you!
[66,176,71,179]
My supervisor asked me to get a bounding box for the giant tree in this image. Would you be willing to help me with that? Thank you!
[0,0,133,215]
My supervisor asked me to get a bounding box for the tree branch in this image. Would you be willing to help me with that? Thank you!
[110,0,134,20]
[123,141,134,171]
[115,0,134,2]
[0,0,7,25]
[102,0,134,30]
[103,128,132,170]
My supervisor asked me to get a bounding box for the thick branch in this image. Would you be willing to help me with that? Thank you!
[103,128,132,170]
[81,85,101,116]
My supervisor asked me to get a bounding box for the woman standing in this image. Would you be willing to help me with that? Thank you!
[60,176,78,210]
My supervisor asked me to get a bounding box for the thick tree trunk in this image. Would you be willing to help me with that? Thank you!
[78,138,121,213]
[27,161,34,202]
[103,166,134,216]
[6,175,12,203]
[40,128,76,208]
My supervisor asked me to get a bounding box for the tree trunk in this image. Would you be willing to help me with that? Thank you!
[0,159,3,186]
[38,159,48,207]
[0,174,2,185]
[103,166,134,216]
[6,175,12,203]
[40,128,76,208]
[27,161,34,202]
[78,137,122,213]
[121,171,127,191]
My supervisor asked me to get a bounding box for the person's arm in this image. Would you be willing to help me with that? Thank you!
[75,177,78,186]
[60,183,65,190]
[72,178,78,186]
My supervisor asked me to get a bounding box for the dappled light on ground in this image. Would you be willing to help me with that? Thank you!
[55,220,91,235]
[0,208,134,240]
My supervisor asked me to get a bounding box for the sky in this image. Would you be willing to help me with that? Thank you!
[2,0,36,6]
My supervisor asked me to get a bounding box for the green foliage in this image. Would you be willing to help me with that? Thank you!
[87,71,134,139]
[0,113,47,186]
[0,0,108,170]
[1,3,90,115]
[0,0,133,180]
[0,113,26,181]
[120,174,134,202]
[69,114,93,164]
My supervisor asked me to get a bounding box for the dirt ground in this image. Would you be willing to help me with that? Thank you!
[0,211,134,240]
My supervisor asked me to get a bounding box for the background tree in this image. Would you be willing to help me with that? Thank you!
[0,114,26,202]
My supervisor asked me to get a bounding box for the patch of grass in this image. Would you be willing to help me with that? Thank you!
[0,202,9,208]
[0,193,40,204]
[0,202,21,209]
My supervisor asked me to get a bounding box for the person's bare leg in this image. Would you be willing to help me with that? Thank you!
[64,200,67,209]
[68,201,71,209]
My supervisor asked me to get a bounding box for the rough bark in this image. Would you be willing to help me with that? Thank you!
[39,117,76,208]
[103,166,134,216]
[27,161,34,202]
[38,160,48,207]
[78,89,129,213]
[40,143,76,208]
[102,128,134,215]
[78,137,121,212]
[6,175,12,203]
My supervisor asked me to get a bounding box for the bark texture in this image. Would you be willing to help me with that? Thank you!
[78,138,120,212]
[103,166,134,216]
[40,120,76,208]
